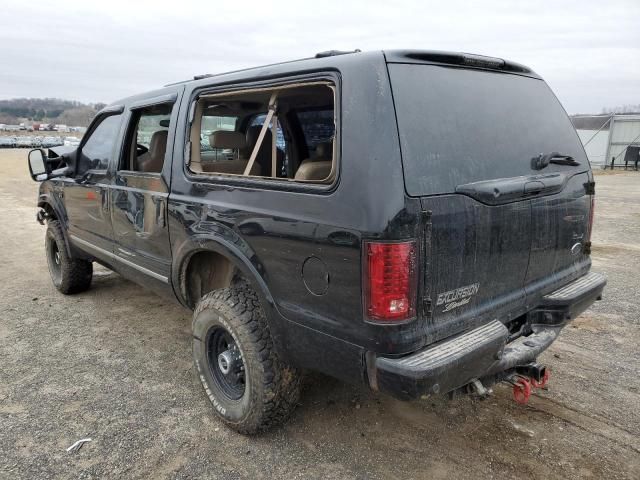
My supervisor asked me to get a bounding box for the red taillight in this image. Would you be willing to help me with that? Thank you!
[364,240,417,323]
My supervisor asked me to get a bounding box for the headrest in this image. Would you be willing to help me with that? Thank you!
[210,131,246,149]
[149,130,168,157]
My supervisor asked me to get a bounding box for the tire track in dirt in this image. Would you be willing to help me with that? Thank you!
[525,393,640,454]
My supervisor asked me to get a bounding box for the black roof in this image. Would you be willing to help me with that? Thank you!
[107,49,537,109]
[169,49,537,88]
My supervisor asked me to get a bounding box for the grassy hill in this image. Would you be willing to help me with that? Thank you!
[0,98,106,126]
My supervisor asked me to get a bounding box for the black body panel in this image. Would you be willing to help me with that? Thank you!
[33,49,604,392]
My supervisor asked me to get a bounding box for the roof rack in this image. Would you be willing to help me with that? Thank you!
[315,49,361,58]
[165,50,361,87]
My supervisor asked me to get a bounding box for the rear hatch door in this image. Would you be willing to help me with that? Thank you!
[387,57,591,342]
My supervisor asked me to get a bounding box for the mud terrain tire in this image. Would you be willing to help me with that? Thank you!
[192,281,301,434]
[45,220,93,294]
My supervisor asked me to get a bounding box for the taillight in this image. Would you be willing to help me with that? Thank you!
[363,240,417,323]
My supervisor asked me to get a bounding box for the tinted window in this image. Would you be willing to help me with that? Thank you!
[388,65,588,196]
[296,109,334,157]
[78,114,122,173]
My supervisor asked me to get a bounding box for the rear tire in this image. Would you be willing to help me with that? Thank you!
[192,281,301,434]
[45,220,93,294]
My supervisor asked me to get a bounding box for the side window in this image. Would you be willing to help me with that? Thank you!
[121,103,173,173]
[78,114,122,174]
[188,82,336,183]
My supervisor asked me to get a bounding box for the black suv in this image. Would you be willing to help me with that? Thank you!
[28,50,606,433]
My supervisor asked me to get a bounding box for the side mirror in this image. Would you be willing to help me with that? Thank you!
[28,149,49,181]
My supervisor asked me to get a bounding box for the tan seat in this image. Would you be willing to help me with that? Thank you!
[139,130,167,173]
[294,160,332,181]
[294,141,333,181]
[202,131,261,175]
[211,131,246,150]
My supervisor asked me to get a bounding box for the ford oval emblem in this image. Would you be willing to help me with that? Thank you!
[571,242,582,256]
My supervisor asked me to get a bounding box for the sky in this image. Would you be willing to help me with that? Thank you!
[1,0,638,114]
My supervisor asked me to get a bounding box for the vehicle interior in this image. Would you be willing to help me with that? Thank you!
[189,82,336,183]
[121,103,173,174]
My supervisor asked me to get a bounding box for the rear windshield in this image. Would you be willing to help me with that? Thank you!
[388,64,588,196]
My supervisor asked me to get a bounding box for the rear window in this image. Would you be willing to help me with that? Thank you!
[388,64,588,196]
[296,109,335,157]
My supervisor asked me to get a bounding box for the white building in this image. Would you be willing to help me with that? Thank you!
[573,114,640,169]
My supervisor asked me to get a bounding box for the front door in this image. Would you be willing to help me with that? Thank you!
[65,112,124,252]
[109,100,177,284]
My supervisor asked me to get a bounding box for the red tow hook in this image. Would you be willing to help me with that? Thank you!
[509,368,551,405]
[531,368,551,389]
[512,377,532,404]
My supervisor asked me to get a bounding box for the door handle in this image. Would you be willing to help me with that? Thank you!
[456,173,569,205]
[153,196,166,228]
[524,181,545,195]
[101,189,109,211]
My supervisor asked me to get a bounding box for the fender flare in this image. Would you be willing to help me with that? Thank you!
[37,193,73,257]
[171,233,275,312]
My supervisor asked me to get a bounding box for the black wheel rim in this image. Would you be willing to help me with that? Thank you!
[206,327,245,400]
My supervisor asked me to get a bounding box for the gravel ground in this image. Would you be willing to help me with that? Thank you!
[1,149,639,479]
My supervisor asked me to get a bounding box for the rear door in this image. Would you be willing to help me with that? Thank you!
[525,171,591,302]
[387,61,591,339]
[109,94,180,284]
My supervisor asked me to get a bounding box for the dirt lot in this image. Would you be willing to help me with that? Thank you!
[1,149,639,479]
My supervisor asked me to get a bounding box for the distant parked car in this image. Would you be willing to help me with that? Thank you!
[0,136,16,148]
[63,136,81,147]
[41,136,63,148]
[16,136,35,148]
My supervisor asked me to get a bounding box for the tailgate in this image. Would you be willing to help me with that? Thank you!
[388,60,591,341]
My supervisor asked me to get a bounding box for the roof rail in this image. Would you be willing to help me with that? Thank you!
[164,50,359,87]
[315,49,361,58]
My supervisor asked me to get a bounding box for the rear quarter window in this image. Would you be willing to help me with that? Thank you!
[388,65,588,196]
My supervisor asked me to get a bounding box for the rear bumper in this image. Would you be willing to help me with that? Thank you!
[371,271,606,400]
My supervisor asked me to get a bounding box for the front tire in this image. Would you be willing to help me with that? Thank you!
[45,220,93,294]
[192,281,301,434]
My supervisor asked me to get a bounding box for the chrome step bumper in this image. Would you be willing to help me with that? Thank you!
[543,271,606,304]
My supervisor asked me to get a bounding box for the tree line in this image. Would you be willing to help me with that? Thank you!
[0,98,107,126]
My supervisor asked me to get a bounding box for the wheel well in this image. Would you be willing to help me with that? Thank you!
[183,251,239,308]
[40,202,58,220]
